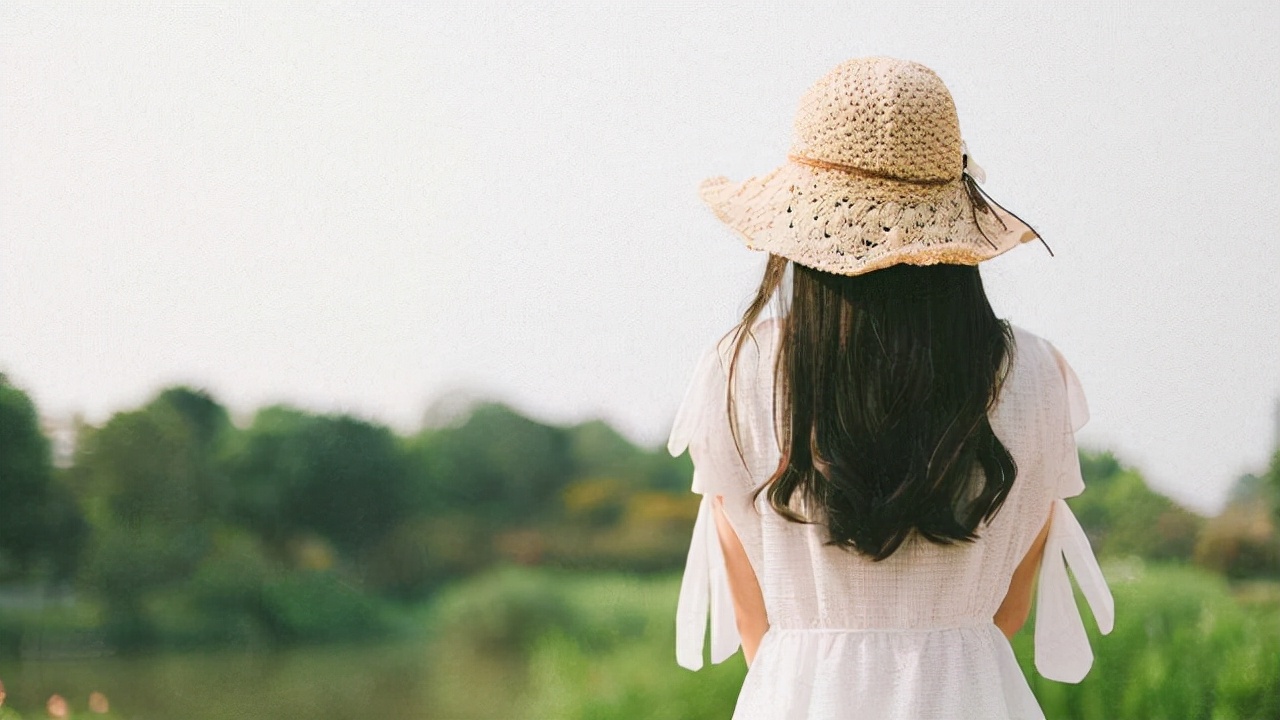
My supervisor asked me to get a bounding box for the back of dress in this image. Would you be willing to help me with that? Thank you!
[670,319,1113,720]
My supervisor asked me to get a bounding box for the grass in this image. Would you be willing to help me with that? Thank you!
[1,562,1276,718]
[427,562,1280,720]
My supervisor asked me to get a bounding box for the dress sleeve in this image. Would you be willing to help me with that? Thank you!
[1033,342,1116,683]
[669,341,768,671]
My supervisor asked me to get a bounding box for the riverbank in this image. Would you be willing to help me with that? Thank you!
[1,562,1277,719]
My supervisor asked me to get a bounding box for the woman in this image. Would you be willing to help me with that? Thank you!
[670,57,1113,719]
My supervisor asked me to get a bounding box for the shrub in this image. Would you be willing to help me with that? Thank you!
[1012,561,1280,720]
[256,570,393,643]
[427,565,577,657]
[445,564,1280,720]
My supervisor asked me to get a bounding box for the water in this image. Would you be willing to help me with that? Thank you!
[0,640,522,719]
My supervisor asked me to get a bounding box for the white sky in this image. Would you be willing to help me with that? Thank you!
[2,2,1277,514]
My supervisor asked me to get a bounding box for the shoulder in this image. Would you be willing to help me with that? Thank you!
[1009,323,1057,366]
[669,318,781,458]
[1009,324,1071,382]
[1006,323,1089,433]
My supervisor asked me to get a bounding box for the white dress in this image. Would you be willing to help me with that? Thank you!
[670,320,1114,720]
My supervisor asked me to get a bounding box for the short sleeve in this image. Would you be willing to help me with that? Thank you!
[1046,340,1089,499]
[1033,340,1115,683]
[669,343,769,499]
[669,339,769,671]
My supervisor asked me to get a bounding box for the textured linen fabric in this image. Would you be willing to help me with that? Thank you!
[670,319,1113,720]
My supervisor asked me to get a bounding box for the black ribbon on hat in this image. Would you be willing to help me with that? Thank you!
[962,150,1053,257]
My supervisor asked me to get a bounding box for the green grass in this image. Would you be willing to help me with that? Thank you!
[1012,560,1280,720]
[2,563,1275,719]
[427,562,1280,720]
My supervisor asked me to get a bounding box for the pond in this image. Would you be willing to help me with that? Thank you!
[0,639,523,720]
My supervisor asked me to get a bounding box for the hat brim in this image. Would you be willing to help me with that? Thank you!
[700,160,1037,276]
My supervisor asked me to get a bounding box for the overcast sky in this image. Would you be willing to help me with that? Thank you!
[3,1,1277,514]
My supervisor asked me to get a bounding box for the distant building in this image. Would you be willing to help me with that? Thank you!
[39,414,80,469]
[1274,398,1280,452]
[1269,394,1280,450]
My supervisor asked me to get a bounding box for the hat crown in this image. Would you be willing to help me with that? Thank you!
[790,57,962,183]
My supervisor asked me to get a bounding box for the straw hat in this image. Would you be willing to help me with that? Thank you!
[700,57,1043,276]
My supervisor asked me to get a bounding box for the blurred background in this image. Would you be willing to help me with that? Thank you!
[2,2,1278,719]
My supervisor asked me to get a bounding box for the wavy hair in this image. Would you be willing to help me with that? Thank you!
[727,256,1017,561]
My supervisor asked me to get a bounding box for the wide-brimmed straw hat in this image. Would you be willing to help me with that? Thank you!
[700,57,1044,276]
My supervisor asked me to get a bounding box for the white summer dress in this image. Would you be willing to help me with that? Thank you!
[670,320,1114,720]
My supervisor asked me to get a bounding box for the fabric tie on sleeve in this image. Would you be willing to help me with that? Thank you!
[1033,498,1115,683]
[670,346,744,671]
[675,487,743,670]
[1034,337,1112,683]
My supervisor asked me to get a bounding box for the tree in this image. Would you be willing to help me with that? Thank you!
[1070,450,1204,561]
[76,403,209,529]
[286,413,415,553]
[224,405,317,548]
[227,406,415,554]
[412,403,572,527]
[1194,468,1280,579]
[0,374,88,580]
[567,419,692,493]
[1268,448,1280,528]
[71,387,233,645]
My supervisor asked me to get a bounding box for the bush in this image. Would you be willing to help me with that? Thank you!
[427,565,578,657]
[256,570,395,643]
[439,564,1279,720]
[518,574,745,720]
[1012,561,1280,720]
[1195,493,1280,580]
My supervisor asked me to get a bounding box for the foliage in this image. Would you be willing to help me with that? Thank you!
[1267,447,1280,490]
[545,490,699,571]
[358,515,491,599]
[7,368,1279,720]
[0,376,87,580]
[2,533,1277,718]
[1014,561,1280,720]
[1267,448,1280,535]
[5,381,706,636]
[412,403,573,524]
[67,390,232,647]
[226,406,416,554]
[442,564,1280,720]
[426,565,579,657]
[1194,472,1280,579]
[255,570,396,644]
[1071,450,1204,561]
[8,375,1275,663]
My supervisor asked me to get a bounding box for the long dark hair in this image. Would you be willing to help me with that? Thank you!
[728,255,1017,561]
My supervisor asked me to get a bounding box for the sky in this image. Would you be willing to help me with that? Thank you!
[2,1,1277,514]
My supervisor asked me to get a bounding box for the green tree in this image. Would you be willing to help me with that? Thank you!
[0,373,88,581]
[412,403,572,526]
[224,405,320,548]
[287,413,414,553]
[1194,470,1280,579]
[567,419,692,493]
[77,403,209,528]
[72,387,232,646]
[1267,448,1280,528]
[227,406,415,554]
[1071,450,1203,561]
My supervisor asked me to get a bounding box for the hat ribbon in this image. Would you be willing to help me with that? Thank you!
[786,154,954,186]
[961,143,1053,256]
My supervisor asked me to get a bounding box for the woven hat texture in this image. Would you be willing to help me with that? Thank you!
[700,57,1038,275]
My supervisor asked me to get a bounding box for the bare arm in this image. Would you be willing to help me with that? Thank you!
[994,503,1054,639]
[711,495,769,665]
